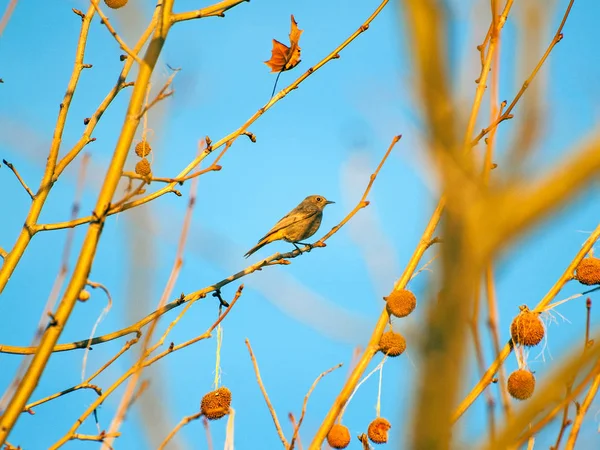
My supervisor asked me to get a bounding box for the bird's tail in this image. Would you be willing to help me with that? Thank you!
[244,238,270,258]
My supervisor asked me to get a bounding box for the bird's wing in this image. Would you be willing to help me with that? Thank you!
[256,207,318,243]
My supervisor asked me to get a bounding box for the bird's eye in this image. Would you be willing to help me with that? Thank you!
[316,197,322,202]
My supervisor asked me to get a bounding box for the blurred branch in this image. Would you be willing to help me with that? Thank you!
[2,159,34,199]
[245,338,288,448]
[564,369,600,449]
[495,346,600,449]
[481,136,600,256]
[0,0,18,38]
[171,0,249,23]
[157,412,203,450]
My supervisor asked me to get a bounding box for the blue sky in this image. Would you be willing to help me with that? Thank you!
[1,0,600,448]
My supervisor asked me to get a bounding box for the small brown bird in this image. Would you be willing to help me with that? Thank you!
[244,195,334,258]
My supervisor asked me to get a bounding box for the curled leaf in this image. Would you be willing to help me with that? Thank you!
[265,15,303,73]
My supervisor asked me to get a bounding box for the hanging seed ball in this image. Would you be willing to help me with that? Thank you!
[326,424,351,449]
[379,331,406,357]
[575,257,600,285]
[135,158,152,177]
[135,140,152,158]
[78,290,91,302]
[200,387,231,420]
[510,307,544,347]
[104,0,128,9]
[507,369,535,400]
[367,417,391,444]
[385,289,417,318]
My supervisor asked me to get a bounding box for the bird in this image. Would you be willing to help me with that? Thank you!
[244,195,334,258]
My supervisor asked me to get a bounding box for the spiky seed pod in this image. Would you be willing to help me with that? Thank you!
[78,290,91,302]
[135,140,152,158]
[327,424,351,449]
[104,0,128,9]
[378,331,406,357]
[385,289,417,318]
[200,387,231,420]
[367,417,391,444]
[575,257,600,285]
[510,307,544,347]
[507,369,535,400]
[135,158,152,177]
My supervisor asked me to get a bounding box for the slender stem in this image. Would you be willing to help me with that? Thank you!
[245,339,288,448]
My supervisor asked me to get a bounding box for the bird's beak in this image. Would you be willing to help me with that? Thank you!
[325,200,335,205]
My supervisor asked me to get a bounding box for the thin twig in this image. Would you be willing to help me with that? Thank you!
[2,159,35,199]
[245,338,288,448]
[81,280,113,381]
[171,0,248,22]
[289,363,343,450]
[137,67,180,119]
[90,0,144,65]
[157,412,202,450]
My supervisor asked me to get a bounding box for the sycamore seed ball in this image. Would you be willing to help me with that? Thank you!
[135,140,152,158]
[385,289,417,318]
[327,424,351,449]
[510,308,544,347]
[507,369,535,400]
[575,257,600,285]
[378,331,406,357]
[200,387,231,420]
[367,417,391,444]
[135,158,151,177]
[104,0,128,9]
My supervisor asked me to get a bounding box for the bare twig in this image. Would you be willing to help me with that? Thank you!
[90,0,144,65]
[245,338,288,448]
[171,0,249,22]
[2,159,35,199]
[289,363,343,450]
[157,411,202,450]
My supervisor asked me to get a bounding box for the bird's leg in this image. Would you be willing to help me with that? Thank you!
[292,242,303,253]
[296,241,313,252]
